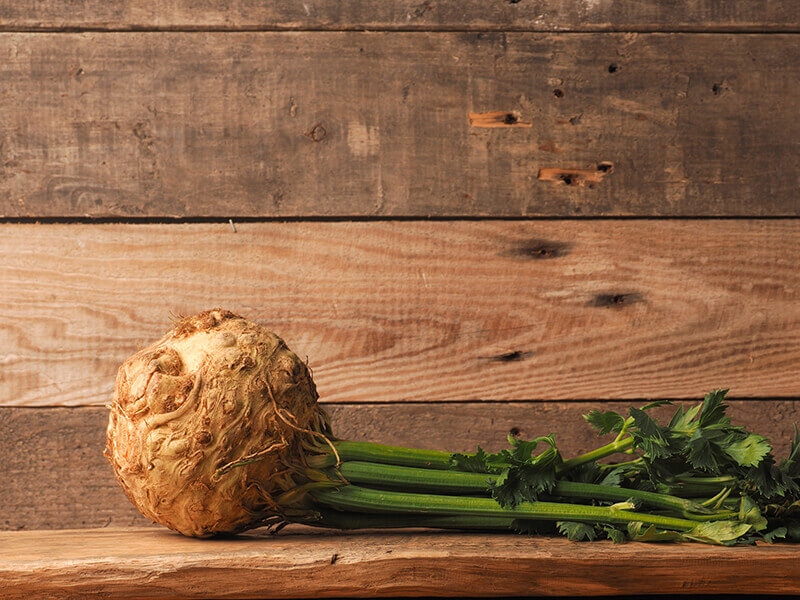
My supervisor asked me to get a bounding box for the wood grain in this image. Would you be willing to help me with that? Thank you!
[0,1,797,32]
[2,526,800,598]
[4,401,800,531]
[2,221,799,407]
[1,33,799,217]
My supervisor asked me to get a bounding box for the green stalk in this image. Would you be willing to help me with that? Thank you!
[557,437,636,473]
[309,436,637,474]
[307,441,453,470]
[675,475,737,485]
[311,485,698,531]
[656,482,729,497]
[304,508,515,531]
[336,461,714,517]
[553,482,713,517]
[336,461,489,494]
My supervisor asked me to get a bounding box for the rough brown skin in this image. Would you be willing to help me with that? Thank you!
[105,309,329,537]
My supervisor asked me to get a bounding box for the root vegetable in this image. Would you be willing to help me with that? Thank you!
[105,309,330,536]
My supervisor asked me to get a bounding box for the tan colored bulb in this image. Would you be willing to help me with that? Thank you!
[105,309,327,537]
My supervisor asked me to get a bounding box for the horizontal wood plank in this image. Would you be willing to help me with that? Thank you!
[2,221,799,406]
[0,1,798,32]
[1,33,798,217]
[4,401,800,531]
[2,526,800,598]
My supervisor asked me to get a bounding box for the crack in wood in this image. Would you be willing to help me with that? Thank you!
[479,350,534,363]
[505,238,572,259]
[591,292,644,308]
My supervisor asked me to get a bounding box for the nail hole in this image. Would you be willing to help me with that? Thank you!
[561,174,574,185]
[608,63,619,73]
[503,113,518,125]
[712,83,722,95]
[305,123,327,142]
[553,88,564,98]
[597,161,614,173]
[509,427,521,436]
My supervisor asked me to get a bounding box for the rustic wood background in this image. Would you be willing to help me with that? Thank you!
[1,1,798,531]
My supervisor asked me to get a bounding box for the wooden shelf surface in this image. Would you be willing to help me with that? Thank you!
[1,526,799,598]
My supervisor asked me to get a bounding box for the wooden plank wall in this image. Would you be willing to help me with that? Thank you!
[1,2,798,531]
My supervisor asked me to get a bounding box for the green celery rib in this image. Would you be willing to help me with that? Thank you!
[336,461,712,515]
[307,441,454,470]
[308,437,637,474]
[557,437,636,472]
[304,508,515,531]
[311,485,698,531]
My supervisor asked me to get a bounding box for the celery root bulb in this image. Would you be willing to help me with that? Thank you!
[105,309,329,537]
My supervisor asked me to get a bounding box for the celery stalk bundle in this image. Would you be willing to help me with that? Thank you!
[106,310,800,545]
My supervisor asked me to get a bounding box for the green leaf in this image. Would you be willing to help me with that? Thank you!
[641,400,673,411]
[450,447,491,473]
[725,433,772,468]
[602,525,627,544]
[507,434,556,462]
[556,521,597,542]
[490,435,560,507]
[761,527,787,544]
[511,519,554,536]
[685,428,722,473]
[698,389,731,427]
[584,410,626,436]
[683,521,751,546]
[490,461,557,508]
[668,403,702,433]
[738,496,768,532]
[629,407,671,458]
[564,462,603,484]
[490,468,522,507]
[779,425,800,477]
[785,520,800,541]
[598,465,626,487]
[747,456,799,499]
[450,446,506,474]
[626,522,684,543]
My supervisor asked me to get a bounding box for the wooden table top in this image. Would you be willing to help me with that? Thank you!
[1,526,799,598]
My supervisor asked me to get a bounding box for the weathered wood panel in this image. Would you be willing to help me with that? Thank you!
[0,1,797,32]
[3,401,800,531]
[3,526,800,599]
[1,33,798,217]
[2,221,799,407]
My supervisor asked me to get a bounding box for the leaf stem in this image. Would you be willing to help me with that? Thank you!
[334,462,714,517]
[307,441,453,470]
[557,437,636,473]
[303,508,515,531]
[310,485,698,531]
